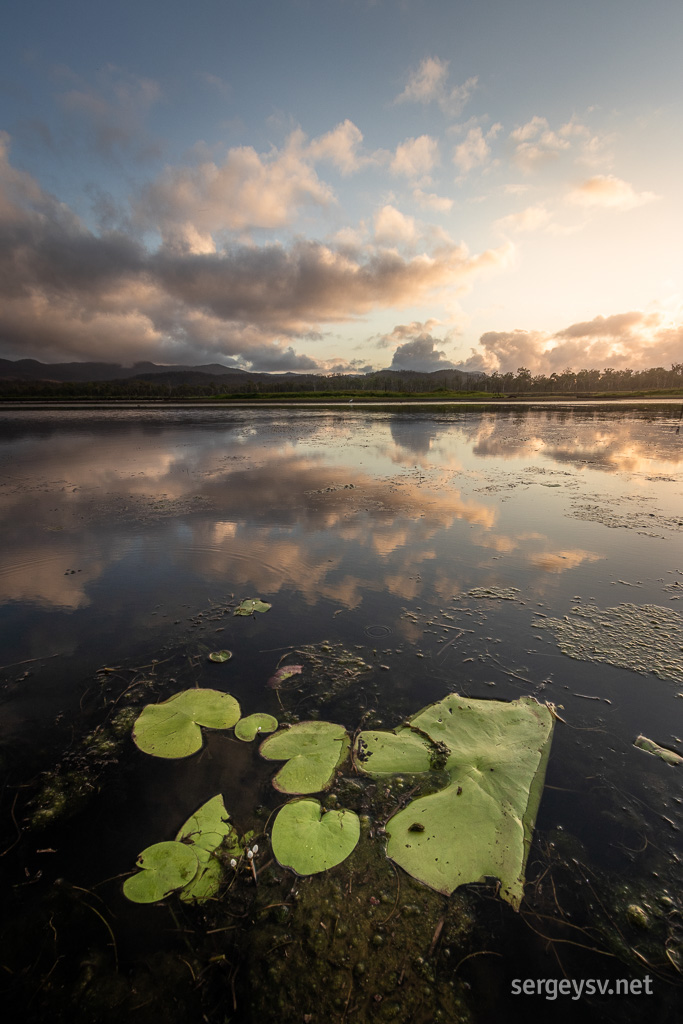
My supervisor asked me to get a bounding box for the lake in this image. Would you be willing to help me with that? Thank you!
[0,403,681,1023]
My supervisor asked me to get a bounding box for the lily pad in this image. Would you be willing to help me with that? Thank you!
[356,729,434,774]
[260,721,350,793]
[235,713,279,742]
[271,798,360,875]
[267,664,303,688]
[234,598,272,616]
[208,650,232,663]
[123,841,199,904]
[132,689,241,759]
[634,734,683,766]
[175,794,236,902]
[358,694,554,911]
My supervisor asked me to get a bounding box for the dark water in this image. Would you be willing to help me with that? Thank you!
[0,404,681,1023]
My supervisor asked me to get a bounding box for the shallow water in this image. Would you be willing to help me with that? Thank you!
[1,404,682,1022]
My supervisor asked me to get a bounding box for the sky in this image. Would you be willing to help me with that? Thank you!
[1,0,681,375]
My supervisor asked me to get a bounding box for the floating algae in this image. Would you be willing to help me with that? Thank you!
[467,586,521,601]
[533,603,683,683]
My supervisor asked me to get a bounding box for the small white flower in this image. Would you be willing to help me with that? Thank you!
[252,844,259,854]
[247,849,254,860]
[230,858,237,868]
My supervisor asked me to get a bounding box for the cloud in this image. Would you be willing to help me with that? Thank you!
[0,134,511,368]
[395,56,449,104]
[381,322,460,372]
[373,204,417,244]
[58,65,161,160]
[136,129,336,249]
[458,310,683,374]
[565,175,658,210]
[412,188,453,212]
[390,135,439,179]
[494,204,550,234]
[453,124,500,175]
[396,57,477,117]
[509,116,570,172]
[306,119,367,175]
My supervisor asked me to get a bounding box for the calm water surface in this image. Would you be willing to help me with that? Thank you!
[1,405,681,1023]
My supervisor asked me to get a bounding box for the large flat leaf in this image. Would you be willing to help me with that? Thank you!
[123,841,199,904]
[356,728,434,774]
[260,721,350,793]
[132,689,241,759]
[271,798,360,875]
[384,695,554,910]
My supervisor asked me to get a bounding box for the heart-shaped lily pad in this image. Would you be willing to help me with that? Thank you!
[234,598,271,616]
[260,721,350,793]
[235,713,279,742]
[175,794,236,902]
[208,650,232,663]
[271,798,360,876]
[123,841,199,904]
[133,689,241,759]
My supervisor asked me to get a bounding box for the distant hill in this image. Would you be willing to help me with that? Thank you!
[0,358,481,393]
[0,358,249,382]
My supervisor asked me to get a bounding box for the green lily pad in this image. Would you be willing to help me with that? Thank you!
[123,841,199,904]
[634,734,683,766]
[260,721,350,793]
[271,798,360,876]
[234,598,272,616]
[235,713,279,742]
[175,794,236,902]
[383,695,554,910]
[356,729,434,774]
[132,689,241,759]
[208,650,232,663]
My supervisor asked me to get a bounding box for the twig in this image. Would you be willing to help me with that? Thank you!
[0,793,22,856]
[453,950,503,974]
[428,917,445,957]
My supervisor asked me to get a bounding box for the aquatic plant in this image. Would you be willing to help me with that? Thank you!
[234,598,272,616]
[271,798,360,875]
[356,694,554,910]
[259,720,350,794]
[132,688,241,758]
[634,734,683,765]
[126,682,555,911]
[234,713,279,742]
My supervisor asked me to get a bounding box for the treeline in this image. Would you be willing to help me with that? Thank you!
[477,363,683,393]
[0,363,682,399]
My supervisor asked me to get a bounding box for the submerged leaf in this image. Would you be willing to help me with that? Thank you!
[267,664,303,689]
[132,689,241,759]
[208,650,232,663]
[260,721,350,793]
[234,598,272,616]
[235,713,279,742]
[634,734,683,766]
[123,841,199,904]
[358,694,554,911]
[271,798,360,876]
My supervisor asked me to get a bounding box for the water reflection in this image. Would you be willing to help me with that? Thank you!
[0,407,679,625]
